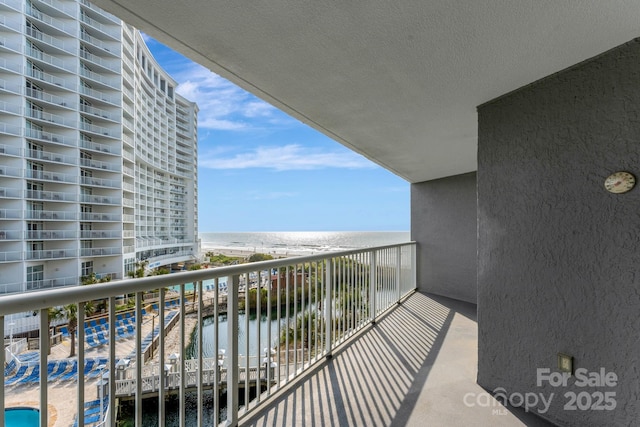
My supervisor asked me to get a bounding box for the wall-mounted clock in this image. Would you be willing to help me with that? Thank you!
[604,171,635,194]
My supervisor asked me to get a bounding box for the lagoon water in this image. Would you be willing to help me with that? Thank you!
[138,232,410,424]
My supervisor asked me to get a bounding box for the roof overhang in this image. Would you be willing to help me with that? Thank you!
[92,0,640,183]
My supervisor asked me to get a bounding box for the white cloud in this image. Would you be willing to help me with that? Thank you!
[200,144,376,171]
[173,63,283,131]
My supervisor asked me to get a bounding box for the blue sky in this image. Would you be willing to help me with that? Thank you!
[144,37,410,232]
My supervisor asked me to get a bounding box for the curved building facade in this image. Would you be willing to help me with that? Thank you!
[0,0,199,296]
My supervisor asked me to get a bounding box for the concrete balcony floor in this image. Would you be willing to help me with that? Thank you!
[242,292,554,427]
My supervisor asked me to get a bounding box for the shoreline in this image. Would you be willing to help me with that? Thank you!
[201,246,312,259]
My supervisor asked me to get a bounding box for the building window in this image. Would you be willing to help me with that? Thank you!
[81,261,93,277]
[26,80,43,99]
[29,241,43,252]
[27,100,43,119]
[27,60,43,79]
[27,201,43,212]
[26,265,44,289]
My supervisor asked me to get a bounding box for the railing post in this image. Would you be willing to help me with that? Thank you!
[412,243,417,290]
[0,316,4,427]
[369,251,377,324]
[227,274,239,426]
[39,308,48,427]
[396,247,402,304]
[324,259,333,357]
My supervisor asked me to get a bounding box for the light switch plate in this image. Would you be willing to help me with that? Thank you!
[558,353,573,374]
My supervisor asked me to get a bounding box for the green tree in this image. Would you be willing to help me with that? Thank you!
[248,253,274,263]
[52,302,95,358]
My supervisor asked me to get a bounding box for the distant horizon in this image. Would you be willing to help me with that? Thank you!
[198,230,410,233]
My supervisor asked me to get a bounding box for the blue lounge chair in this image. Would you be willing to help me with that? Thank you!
[4,359,16,377]
[96,331,108,346]
[19,365,40,384]
[60,361,78,381]
[83,359,96,376]
[49,360,70,381]
[99,318,107,325]
[5,365,29,385]
[116,326,126,338]
[86,334,99,348]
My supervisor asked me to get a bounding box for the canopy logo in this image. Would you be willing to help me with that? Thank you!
[463,368,617,415]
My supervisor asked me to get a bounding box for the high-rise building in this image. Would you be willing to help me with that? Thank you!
[0,0,199,295]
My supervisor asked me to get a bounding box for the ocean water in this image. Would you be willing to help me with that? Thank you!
[199,231,410,255]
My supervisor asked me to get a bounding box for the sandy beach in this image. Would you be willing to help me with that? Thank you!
[202,246,316,260]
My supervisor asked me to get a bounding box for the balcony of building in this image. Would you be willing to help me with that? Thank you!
[0,243,558,426]
[1,243,425,426]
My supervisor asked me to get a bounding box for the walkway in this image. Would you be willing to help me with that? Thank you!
[241,292,555,427]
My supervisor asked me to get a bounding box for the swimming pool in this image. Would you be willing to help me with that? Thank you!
[5,407,39,426]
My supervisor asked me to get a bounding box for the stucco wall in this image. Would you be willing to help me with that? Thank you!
[477,39,640,425]
[411,172,477,304]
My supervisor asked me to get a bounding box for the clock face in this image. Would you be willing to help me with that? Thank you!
[604,171,636,194]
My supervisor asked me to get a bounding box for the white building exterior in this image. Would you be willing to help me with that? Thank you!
[0,0,199,296]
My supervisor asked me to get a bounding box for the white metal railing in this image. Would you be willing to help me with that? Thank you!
[79,212,121,222]
[80,230,121,239]
[25,87,76,109]
[25,210,77,220]
[79,85,119,105]
[26,230,78,239]
[26,26,77,54]
[25,6,75,35]
[80,31,119,56]
[80,103,119,122]
[25,170,78,184]
[25,128,76,147]
[25,189,77,202]
[25,248,77,260]
[80,176,120,188]
[26,148,77,165]
[79,139,120,155]
[80,12,120,39]
[79,247,121,257]
[0,242,415,427]
[80,157,120,172]
[79,194,121,205]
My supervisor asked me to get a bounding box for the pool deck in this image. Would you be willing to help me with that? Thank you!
[4,302,199,427]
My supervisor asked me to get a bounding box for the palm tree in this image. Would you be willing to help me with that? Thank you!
[53,302,95,358]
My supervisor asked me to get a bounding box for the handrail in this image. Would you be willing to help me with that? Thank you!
[0,243,412,316]
[0,242,416,427]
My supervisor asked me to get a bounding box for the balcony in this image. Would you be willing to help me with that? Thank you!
[25,189,77,202]
[25,248,77,260]
[79,139,120,155]
[79,194,121,205]
[26,210,77,220]
[80,157,120,172]
[26,149,75,165]
[0,243,451,426]
[80,212,121,222]
[25,128,76,147]
[79,247,121,257]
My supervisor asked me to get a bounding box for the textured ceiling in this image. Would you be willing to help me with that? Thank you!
[92,0,640,183]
